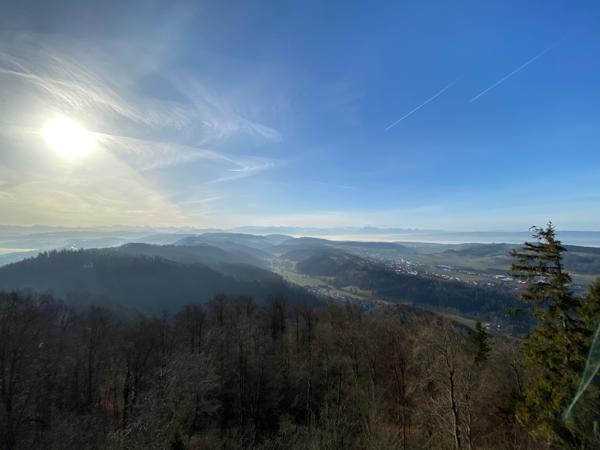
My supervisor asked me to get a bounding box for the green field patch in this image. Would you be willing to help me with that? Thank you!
[438,312,479,330]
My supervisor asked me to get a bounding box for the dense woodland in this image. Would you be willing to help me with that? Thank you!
[0,250,317,314]
[1,224,600,449]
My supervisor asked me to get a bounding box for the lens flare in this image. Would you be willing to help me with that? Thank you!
[564,323,600,423]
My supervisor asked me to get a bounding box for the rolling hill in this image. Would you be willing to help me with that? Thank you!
[292,247,521,318]
[0,250,317,313]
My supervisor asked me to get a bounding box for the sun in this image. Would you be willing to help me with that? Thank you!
[42,116,96,159]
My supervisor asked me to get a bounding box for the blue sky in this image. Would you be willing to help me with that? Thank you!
[0,0,599,230]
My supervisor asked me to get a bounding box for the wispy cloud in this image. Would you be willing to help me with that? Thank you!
[0,34,282,226]
[163,73,282,144]
[0,39,283,143]
[205,159,276,185]
[97,133,230,171]
[385,78,460,131]
[178,196,223,206]
[0,47,178,129]
[469,44,555,102]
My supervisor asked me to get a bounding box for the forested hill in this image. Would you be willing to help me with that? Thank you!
[114,242,265,268]
[295,249,521,317]
[0,250,317,313]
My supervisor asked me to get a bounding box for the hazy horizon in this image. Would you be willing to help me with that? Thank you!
[2,223,600,247]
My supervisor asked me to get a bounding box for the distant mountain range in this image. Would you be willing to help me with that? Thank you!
[2,226,599,255]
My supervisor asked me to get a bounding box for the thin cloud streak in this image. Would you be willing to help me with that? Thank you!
[0,49,171,128]
[469,44,554,102]
[204,159,276,185]
[96,133,230,171]
[385,78,459,131]
[178,196,223,206]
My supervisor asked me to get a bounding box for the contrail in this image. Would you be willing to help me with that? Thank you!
[385,78,460,131]
[469,45,554,102]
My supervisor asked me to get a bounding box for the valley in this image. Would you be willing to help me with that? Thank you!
[2,229,598,334]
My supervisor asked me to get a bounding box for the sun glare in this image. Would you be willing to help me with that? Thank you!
[42,116,96,159]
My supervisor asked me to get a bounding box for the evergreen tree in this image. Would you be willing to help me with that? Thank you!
[572,280,600,445]
[167,426,187,450]
[472,321,490,364]
[579,280,600,340]
[511,222,585,446]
